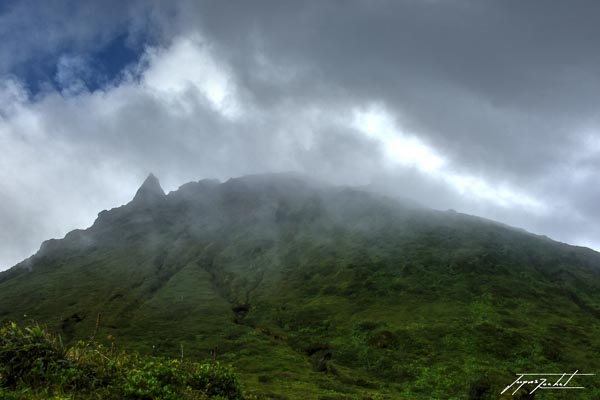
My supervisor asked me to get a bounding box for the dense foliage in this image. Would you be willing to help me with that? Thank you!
[0,322,245,399]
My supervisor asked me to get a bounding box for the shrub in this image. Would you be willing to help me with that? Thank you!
[0,322,245,399]
[120,358,243,400]
[186,361,243,399]
[0,322,66,387]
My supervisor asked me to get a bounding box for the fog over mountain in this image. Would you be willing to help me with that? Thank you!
[2,172,599,398]
[2,0,600,270]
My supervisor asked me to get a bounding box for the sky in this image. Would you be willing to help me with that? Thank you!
[1,0,600,270]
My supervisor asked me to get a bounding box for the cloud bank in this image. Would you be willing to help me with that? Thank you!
[1,0,600,269]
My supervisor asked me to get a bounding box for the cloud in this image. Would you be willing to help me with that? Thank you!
[352,105,447,174]
[142,35,243,119]
[54,54,93,94]
[1,1,600,269]
[351,103,547,213]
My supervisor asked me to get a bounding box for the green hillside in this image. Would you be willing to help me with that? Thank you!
[1,173,599,399]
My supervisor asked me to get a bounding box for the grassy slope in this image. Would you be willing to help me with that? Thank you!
[1,174,600,399]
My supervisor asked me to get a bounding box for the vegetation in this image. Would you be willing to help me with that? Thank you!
[1,174,599,398]
[0,321,246,399]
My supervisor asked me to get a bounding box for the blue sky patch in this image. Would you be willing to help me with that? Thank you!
[12,33,144,96]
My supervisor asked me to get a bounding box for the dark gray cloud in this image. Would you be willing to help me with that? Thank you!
[1,0,600,269]
[184,0,600,176]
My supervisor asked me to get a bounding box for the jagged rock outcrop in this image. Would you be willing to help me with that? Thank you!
[130,173,166,207]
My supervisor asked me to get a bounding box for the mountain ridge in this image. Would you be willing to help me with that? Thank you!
[11,172,594,272]
[1,173,599,399]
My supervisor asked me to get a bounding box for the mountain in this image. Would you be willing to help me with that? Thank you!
[1,173,600,399]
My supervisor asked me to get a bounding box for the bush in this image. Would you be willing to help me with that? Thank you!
[0,322,67,387]
[120,357,243,400]
[0,322,245,399]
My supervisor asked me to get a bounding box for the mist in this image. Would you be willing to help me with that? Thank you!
[1,0,600,270]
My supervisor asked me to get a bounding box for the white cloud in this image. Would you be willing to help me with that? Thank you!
[0,27,594,271]
[0,79,29,116]
[351,104,547,213]
[352,105,446,173]
[142,35,243,119]
[443,173,546,211]
[0,32,284,269]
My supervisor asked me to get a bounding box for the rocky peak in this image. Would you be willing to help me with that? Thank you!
[130,173,166,206]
